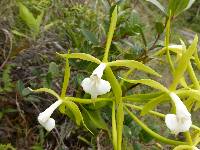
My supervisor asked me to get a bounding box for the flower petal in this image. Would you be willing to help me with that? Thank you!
[40,118,55,131]
[177,117,192,133]
[81,77,94,93]
[193,147,199,150]
[169,92,191,117]
[165,114,178,134]
[92,63,106,78]
[38,100,62,123]
[165,114,192,134]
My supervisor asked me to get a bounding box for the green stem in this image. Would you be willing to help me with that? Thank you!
[105,66,123,150]
[112,101,117,150]
[165,15,175,74]
[187,62,200,90]
[64,97,113,103]
[103,6,118,62]
[194,50,200,70]
[184,131,193,145]
[61,58,70,98]
[117,102,124,150]
[125,103,165,118]
[124,106,187,145]
[120,69,134,86]
[173,145,195,150]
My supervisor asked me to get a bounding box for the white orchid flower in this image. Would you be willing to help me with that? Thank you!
[81,63,111,98]
[38,99,62,131]
[193,147,199,150]
[165,92,192,135]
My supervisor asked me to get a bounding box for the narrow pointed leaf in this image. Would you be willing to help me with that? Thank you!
[80,28,99,45]
[105,67,122,104]
[36,11,44,26]
[60,101,82,125]
[141,94,169,115]
[194,50,200,70]
[117,102,124,149]
[146,0,166,15]
[170,35,198,90]
[57,52,101,64]
[18,3,38,33]
[121,78,169,93]
[123,92,163,102]
[107,60,161,77]
[59,100,93,134]
[103,6,118,62]
[112,102,117,150]
[29,88,60,100]
[81,107,108,130]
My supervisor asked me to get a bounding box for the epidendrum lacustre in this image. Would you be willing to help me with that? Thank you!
[37,99,62,131]
[165,92,192,135]
[81,63,111,98]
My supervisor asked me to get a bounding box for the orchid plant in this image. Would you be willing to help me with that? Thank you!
[29,5,200,150]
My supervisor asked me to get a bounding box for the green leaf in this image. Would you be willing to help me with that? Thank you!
[123,92,163,102]
[18,3,39,34]
[170,35,198,90]
[139,129,154,143]
[36,11,44,26]
[57,52,101,64]
[185,0,196,10]
[194,101,200,111]
[60,101,82,125]
[168,0,192,16]
[155,22,164,34]
[112,102,117,150]
[117,102,124,149]
[146,0,166,15]
[194,49,200,70]
[80,28,99,45]
[1,65,13,92]
[103,5,118,62]
[0,144,16,150]
[29,88,60,100]
[61,58,70,98]
[107,60,161,77]
[48,62,59,78]
[141,94,169,115]
[133,143,142,150]
[184,97,195,111]
[16,80,25,96]
[12,30,29,38]
[121,78,169,93]
[22,88,32,96]
[105,67,122,104]
[81,107,108,130]
[60,100,92,134]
